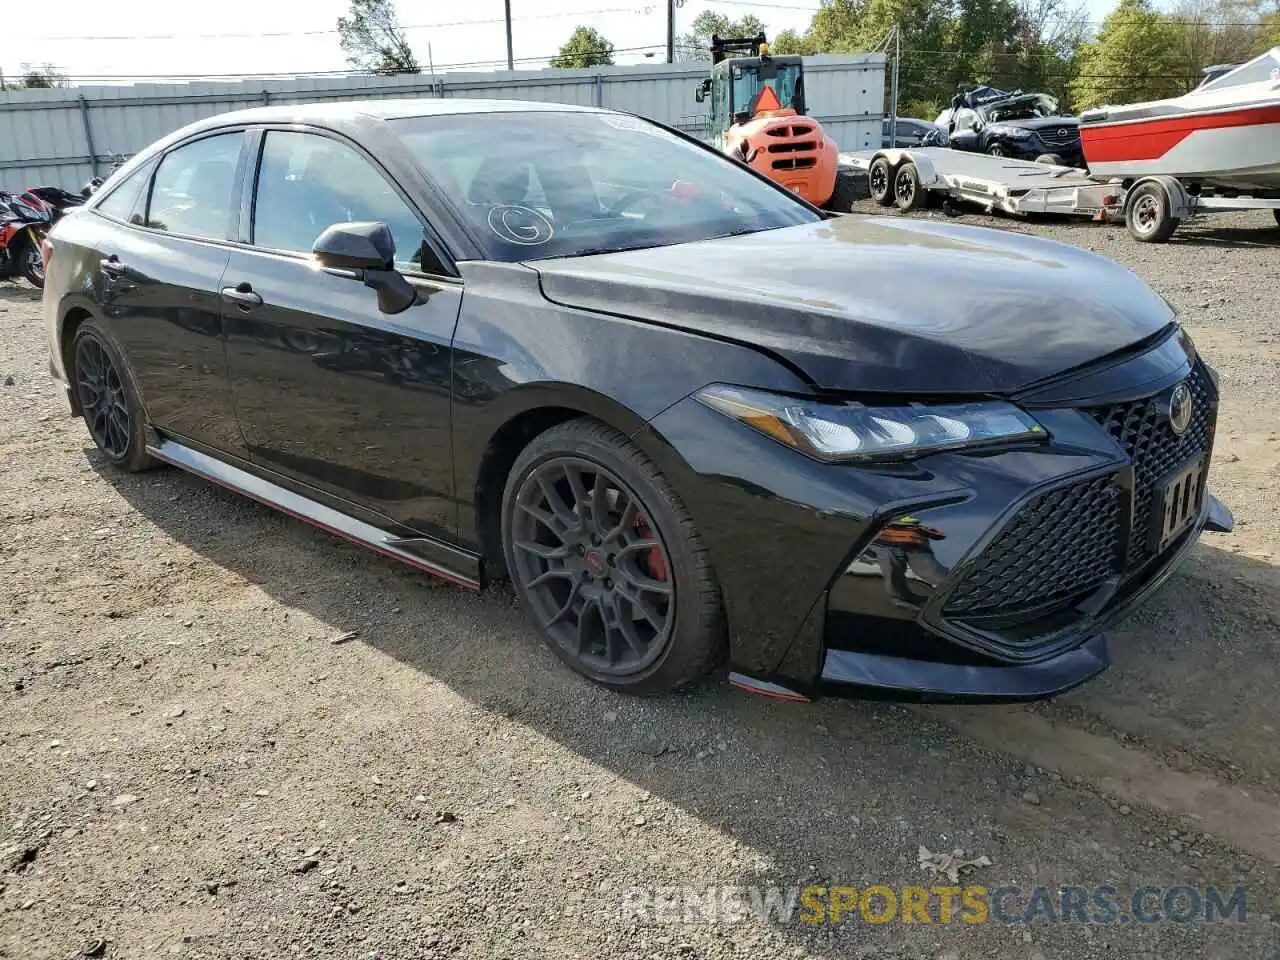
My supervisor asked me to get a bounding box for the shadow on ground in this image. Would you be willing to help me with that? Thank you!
[93,450,1279,956]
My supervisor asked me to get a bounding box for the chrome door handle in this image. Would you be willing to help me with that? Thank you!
[221,283,262,307]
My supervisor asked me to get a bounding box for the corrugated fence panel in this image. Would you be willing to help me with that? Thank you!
[0,55,884,191]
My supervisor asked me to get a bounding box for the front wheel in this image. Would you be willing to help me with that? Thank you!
[19,229,45,288]
[987,144,1007,158]
[501,419,724,694]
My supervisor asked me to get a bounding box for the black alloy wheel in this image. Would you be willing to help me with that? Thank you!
[869,156,896,207]
[502,419,724,694]
[76,336,131,459]
[510,456,674,675]
[894,162,925,211]
[71,321,156,472]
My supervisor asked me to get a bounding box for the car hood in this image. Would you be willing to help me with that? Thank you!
[996,115,1080,132]
[532,216,1174,395]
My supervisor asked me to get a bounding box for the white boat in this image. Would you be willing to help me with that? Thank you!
[1079,47,1280,192]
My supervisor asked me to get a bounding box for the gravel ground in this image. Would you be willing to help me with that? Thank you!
[2,207,1278,960]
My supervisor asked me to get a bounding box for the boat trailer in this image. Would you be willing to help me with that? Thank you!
[839,147,1280,242]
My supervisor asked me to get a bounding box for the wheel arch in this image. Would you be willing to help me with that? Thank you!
[467,382,689,579]
[56,297,102,414]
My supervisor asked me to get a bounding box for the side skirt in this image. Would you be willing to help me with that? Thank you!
[146,437,481,591]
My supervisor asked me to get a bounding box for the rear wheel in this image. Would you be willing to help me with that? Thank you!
[501,419,724,694]
[894,161,926,212]
[868,157,896,207]
[70,320,157,472]
[1125,182,1179,243]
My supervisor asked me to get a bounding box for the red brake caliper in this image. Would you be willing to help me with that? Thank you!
[633,514,668,582]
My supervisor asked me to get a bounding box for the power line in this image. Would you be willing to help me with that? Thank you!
[17,7,652,43]
[35,45,676,82]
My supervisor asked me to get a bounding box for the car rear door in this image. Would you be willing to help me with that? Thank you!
[86,130,251,456]
[222,127,462,541]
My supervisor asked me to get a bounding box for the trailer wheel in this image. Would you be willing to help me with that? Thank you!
[868,156,896,207]
[894,162,925,212]
[1125,181,1179,243]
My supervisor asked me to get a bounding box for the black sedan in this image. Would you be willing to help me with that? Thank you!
[43,99,1231,701]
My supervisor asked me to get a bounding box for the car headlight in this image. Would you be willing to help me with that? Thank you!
[989,125,1033,139]
[696,385,1047,462]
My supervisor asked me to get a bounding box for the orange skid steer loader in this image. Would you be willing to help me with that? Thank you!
[695,33,857,210]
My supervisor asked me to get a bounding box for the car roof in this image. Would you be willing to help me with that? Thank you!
[199,97,604,128]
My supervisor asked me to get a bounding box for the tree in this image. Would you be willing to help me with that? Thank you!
[19,64,66,89]
[772,29,818,55]
[1167,0,1272,89]
[550,26,616,68]
[336,0,420,75]
[1070,0,1184,108]
[676,11,768,61]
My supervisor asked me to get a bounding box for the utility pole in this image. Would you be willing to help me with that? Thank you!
[666,0,675,64]
[505,0,514,70]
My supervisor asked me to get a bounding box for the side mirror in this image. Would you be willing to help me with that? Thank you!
[313,221,419,315]
[313,220,395,270]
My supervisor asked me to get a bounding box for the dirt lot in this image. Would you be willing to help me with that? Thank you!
[2,208,1279,960]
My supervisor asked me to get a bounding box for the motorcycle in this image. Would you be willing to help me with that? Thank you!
[0,191,53,289]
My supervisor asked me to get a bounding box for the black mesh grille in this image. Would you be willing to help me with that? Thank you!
[944,474,1123,618]
[1087,362,1215,571]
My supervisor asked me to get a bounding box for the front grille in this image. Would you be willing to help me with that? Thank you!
[1087,362,1215,571]
[944,474,1123,619]
[1037,127,1080,148]
[938,361,1217,657]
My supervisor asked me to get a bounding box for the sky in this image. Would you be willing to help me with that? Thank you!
[2,0,1121,85]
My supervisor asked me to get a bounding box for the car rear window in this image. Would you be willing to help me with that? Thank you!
[390,110,819,261]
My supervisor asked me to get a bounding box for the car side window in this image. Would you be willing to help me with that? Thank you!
[146,134,242,240]
[952,109,978,132]
[252,131,430,275]
[95,161,153,225]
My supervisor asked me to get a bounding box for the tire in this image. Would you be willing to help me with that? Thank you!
[501,418,725,695]
[987,144,1007,158]
[1273,209,1280,228]
[894,161,926,212]
[69,320,158,472]
[825,167,867,212]
[868,156,896,207]
[18,230,45,289]
[1125,181,1179,243]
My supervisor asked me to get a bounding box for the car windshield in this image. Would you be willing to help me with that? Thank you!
[390,110,819,261]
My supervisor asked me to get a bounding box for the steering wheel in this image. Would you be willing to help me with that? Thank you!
[605,188,663,217]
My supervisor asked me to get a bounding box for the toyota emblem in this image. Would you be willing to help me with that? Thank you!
[1168,382,1193,435]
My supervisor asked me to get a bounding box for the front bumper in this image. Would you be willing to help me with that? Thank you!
[644,331,1231,701]
[1004,138,1083,165]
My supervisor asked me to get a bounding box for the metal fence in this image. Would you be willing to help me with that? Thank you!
[0,55,885,192]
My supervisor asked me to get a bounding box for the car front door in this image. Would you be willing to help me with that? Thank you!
[92,131,251,456]
[222,128,461,541]
[946,109,982,152]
